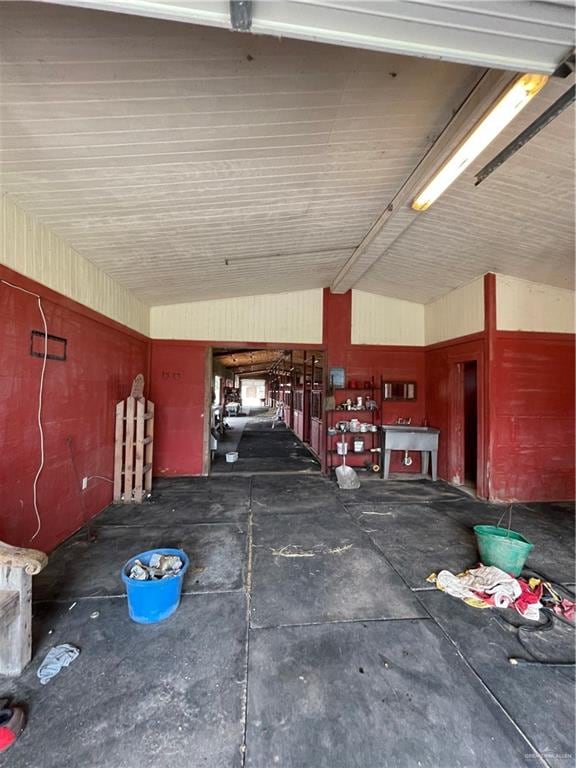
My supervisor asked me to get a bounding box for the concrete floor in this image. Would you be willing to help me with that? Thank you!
[1,437,574,767]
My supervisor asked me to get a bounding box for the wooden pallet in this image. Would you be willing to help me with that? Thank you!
[113,396,154,503]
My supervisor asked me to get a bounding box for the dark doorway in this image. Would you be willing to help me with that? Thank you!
[463,361,478,487]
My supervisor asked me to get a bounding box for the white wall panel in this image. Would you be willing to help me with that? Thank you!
[425,277,484,345]
[0,194,149,334]
[150,289,323,343]
[351,290,424,346]
[496,273,575,333]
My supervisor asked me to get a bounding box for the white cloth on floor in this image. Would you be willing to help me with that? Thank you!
[37,643,80,685]
[436,570,478,600]
[457,565,516,592]
[519,601,542,621]
[436,565,521,607]
[488,581,522,609]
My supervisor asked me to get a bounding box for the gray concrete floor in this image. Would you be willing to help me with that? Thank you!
[1,472,574,768]
[211,409,320,474]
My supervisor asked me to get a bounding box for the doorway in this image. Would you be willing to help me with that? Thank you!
[463,361,478,489]
[208,348,324,474]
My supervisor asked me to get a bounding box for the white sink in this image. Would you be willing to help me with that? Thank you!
[381,424,434,432]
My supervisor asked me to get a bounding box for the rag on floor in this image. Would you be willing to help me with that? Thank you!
[428,564,543,620]
[37,643,80,685]
[553,599,576,623]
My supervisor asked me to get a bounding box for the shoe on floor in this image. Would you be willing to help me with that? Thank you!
[0,704,26,752]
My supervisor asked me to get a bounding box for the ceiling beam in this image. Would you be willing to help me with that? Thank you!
[330,68,519,294]
[229,0,251,32]
[40,1,573,73]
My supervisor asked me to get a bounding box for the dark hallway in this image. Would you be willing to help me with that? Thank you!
[211,408,320,474]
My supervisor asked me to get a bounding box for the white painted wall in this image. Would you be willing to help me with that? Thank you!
[425,277,484,345]
[496,274,575,333]
[351,290,425,346]
[241,378,267,407]
[0,195,149,334]
[150,289,323,344]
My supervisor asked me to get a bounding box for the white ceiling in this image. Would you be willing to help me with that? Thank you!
[356,73,576,301]
[0,2,574,305]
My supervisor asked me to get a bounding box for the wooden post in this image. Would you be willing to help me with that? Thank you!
[0,569,31,676]
[144,401,154,493]
[0,542,47,676]
[124,396,135,502]
[134,398,145,503]
[113,400,125,502]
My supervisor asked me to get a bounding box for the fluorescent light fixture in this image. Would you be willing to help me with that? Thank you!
[411,73,549,211]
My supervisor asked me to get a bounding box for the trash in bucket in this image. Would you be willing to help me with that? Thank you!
[128,553,183,581]
[121,548,189,624]
[473,525,533,577]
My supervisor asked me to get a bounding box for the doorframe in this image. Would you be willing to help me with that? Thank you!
[206,342,326,475]
[448,352,487,498]
[203,347,213,475]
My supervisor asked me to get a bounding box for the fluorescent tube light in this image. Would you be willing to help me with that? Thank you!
[411,73,549,211]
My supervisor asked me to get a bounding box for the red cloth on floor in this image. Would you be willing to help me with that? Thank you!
[514,579,543,618]
[553,598,576,623]
[0,727,16,751]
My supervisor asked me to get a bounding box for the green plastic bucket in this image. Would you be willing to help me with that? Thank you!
[473,525,533,576]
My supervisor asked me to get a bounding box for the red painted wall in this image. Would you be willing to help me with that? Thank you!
[3,267,572,558]
[149,341,207,476]
[0,266,149,552]
[339,345,426,471]
[323,289,427,472]
[489,332,575,502]
[322,287,351,363]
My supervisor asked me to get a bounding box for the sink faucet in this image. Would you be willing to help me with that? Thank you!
[396,417,412,425]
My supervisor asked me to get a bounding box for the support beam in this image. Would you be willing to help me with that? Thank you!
[40,1,574,74]
[330,69,519,294]
[229,1,252,32]
[475,83,575,186]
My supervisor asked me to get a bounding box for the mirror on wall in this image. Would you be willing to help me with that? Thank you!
[382,381,417,400]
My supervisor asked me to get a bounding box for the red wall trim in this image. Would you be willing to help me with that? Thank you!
[348,343,427,353]
[495,330,575,342]
[150,338,322,351]
[484,273,496,500]
[425,331,485,352]
[484,272,496,336]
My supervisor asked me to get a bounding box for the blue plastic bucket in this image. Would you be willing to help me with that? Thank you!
[121,548,189,624]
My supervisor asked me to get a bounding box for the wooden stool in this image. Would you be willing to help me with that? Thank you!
[0,541,48,676]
